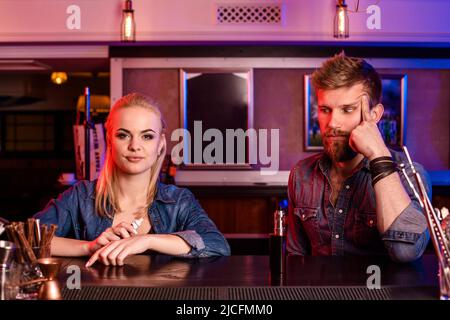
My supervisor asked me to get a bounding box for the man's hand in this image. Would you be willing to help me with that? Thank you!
[349,95,390,160]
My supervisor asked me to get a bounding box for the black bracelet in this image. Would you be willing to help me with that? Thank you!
[372,168,397,187]
[370,156,393,168]
[371,160,394,169]
[371,162,396,178]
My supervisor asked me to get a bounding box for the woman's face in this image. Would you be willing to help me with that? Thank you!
[109,105,165,176]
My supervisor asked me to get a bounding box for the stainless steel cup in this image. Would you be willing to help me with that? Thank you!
[0,241,16,269]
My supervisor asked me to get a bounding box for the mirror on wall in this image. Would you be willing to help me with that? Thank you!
[179,68,254,168]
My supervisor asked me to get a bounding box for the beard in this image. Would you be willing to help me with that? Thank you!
[323,129,358,162]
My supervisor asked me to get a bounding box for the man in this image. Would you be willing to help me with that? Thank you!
[287,53,430,262]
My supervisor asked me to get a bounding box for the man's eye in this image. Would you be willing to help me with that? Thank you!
[343,107,355,113]
[319,108,331,114]
[142,134,154,140]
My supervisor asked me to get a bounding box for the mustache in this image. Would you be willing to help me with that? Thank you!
[324,129,351,137]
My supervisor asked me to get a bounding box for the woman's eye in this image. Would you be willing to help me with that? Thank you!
[142,134,154,141]
[116,133,129,139]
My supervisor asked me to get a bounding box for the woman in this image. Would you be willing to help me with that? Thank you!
[34,93,230,266]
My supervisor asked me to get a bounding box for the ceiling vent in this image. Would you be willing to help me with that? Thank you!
[216,3,283,25]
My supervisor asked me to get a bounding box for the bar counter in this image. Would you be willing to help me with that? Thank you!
[56,253,440,300]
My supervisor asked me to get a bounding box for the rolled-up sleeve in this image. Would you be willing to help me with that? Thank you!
[172,189,230,258]
[382,163,431,263]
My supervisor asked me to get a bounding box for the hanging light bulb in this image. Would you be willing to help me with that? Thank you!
[334,0,349,38]
[51,72,68,85]
[121,0,136,42]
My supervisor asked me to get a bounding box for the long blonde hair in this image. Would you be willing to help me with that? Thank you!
[95,93,167,218]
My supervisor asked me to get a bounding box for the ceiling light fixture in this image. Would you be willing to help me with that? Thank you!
[121,0,136,42]
[51,72,68,85]
[334,0,349,38]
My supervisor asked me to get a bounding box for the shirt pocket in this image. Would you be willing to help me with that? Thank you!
[294,206,322,246]
[353,212,380,249]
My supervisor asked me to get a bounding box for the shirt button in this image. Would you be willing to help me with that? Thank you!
[369,220,374,226]
[338,209,343,214]
[335,234,340,239]
[345,185,350,189]
[302,214,306,219]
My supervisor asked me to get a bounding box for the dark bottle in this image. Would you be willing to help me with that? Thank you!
[269,205,287,275]
[166,157,177,185]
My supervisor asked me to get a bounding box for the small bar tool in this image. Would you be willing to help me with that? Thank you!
[37,258,62,300]
[0,241,16,269]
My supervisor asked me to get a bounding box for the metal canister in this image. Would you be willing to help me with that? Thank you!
[270,208,287,276]
[274,208,287,236]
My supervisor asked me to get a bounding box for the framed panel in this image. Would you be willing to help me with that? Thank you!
[304,74,407,151]
[180,68,254,168]
[378,74,407,150]
[304,74,322,151]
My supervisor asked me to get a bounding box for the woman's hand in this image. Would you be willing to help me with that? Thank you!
[87,222,137,254]
[85,234,151,267]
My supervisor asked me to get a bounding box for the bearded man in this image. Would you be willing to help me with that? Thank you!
[287,53,431,262]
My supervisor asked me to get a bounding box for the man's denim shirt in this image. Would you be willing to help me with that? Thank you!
[34,180,231,258]
[287,149,431,263]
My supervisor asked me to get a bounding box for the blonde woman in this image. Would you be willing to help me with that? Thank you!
[35,93,230,266]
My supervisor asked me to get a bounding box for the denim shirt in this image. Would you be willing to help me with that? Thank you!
[34,180,230,258]
[287,149,431,263]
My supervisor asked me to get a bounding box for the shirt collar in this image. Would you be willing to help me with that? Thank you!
[88,180,96,199]
[154,182,177,204]
[318,152,371,176]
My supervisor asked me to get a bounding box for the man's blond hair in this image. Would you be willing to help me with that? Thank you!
[312,52,382,108]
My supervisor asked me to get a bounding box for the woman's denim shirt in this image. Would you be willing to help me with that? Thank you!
[34,180,230,257]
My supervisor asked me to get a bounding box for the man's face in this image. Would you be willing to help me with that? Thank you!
[317,83,366,162]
